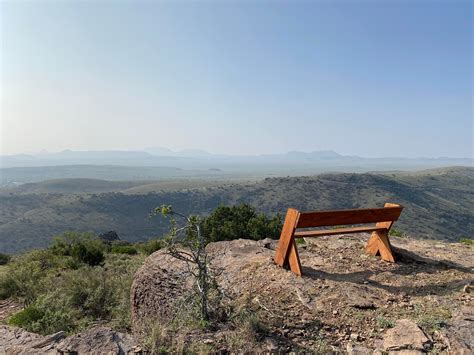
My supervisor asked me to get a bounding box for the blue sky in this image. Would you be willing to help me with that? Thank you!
[2,0,472,158]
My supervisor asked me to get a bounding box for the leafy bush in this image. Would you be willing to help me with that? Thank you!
[0,253,10,265]
[0,276,17,300]
[51,232,105,266]
[459,237,473,246]
[9,293,76,334]
[389,228,404,237]
[137,238,163,255]
[111,245,138,255]
[0,249,64,302]
[2,238,145,335]
[200,204,282,243]
[9,305,44,327]
[67,267,116,319]
[71,242,105,266]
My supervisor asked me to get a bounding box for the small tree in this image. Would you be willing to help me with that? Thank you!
[150,205,216,322]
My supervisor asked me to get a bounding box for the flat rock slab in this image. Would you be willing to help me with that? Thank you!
[441,306,473,353]
[383,319,430,351]
[56,327,136,354]
[0,326,136,354]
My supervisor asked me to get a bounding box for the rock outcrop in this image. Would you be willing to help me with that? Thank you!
[131,234,473,352]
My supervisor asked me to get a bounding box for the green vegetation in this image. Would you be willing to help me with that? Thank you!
[200,204,282,243]
[51,232,106,266]
[0,232,145,335]
[376,315,395,329]
[459,237,473,245]
[111,245,138,255]
[389,228,405,238]
[0,253,10,265]
[0,204,283,336]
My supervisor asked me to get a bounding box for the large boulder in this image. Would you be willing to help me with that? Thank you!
[130,238,277,330]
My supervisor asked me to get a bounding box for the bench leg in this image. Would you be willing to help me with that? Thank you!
[274,208,303,276]
[274,208,300,267]
[366,229,395,262]
[288,240,302,276]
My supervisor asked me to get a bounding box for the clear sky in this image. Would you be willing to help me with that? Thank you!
[1,0,472,158]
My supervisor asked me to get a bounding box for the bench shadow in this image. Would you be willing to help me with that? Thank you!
[301,246,473,297]
[392,246,473,272]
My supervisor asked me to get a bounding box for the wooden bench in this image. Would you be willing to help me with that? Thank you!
[274,203,404,276]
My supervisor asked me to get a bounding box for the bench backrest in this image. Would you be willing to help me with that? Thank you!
[297,204,403,228]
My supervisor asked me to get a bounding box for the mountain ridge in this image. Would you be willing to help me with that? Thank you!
[1,149,471,169]
[0,167,471,253]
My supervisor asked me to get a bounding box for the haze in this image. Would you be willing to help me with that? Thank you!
[1,1,472,158]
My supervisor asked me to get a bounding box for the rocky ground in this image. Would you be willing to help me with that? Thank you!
[131,235,473,353]
[1,234,472,353]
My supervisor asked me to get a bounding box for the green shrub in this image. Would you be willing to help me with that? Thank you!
[111,245,138,255]
[9,292,77,334]
[0,249,63,302]
[0,275,17,300]
[137,238,163,255]
[1,236,145,335]
[9,305,43,327]
[51,232,105,266]
[67,268,116,319]
[0,253,11,265]
[201,204,282,243]
[460,237,473,246]
[389,228,404,237]
[71,242,104,266]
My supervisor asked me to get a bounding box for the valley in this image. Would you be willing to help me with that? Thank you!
[0,166,472,254]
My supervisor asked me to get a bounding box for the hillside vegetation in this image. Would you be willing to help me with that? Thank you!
[0,167,472,253]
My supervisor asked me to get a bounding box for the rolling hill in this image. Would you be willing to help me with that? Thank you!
[0,167,472,253]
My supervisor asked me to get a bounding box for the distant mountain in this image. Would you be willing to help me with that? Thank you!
[1,148,472,171]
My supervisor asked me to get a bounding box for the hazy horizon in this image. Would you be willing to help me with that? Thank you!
[2,146,473,160]
[2,1,473,159]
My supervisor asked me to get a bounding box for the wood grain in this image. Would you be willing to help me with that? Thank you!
[288,240,302,276]
[274,208,300,267]
[294,226,387,238]
[297,205,403,228]
[365,203,401,261]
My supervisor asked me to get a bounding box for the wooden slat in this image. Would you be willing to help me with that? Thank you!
[274,208,300,267]
[297,205,403,228]
[294,226,387,238]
